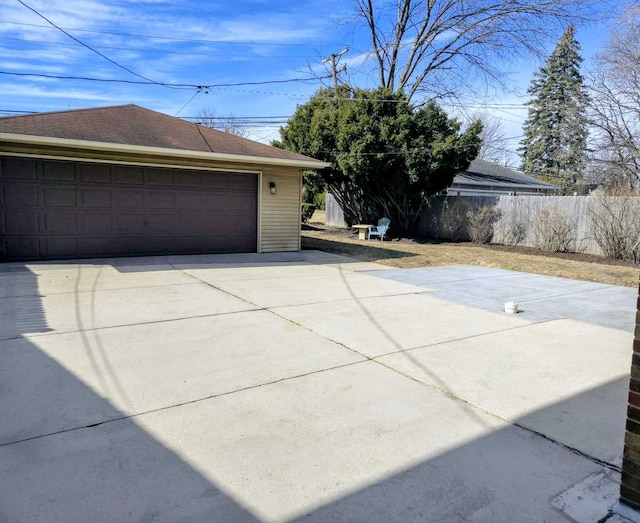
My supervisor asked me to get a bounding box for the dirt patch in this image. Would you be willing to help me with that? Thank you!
[302,224,640,288]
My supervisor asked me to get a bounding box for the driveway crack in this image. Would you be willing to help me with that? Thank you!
[374,358,623,474]
[0,360,364,448]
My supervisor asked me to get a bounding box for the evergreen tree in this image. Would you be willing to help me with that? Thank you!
[276,86,482,232]
[520,25,589,193]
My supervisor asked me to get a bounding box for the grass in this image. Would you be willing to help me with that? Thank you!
[302,225,640,288]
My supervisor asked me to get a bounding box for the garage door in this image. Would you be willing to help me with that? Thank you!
[0,157,258,260]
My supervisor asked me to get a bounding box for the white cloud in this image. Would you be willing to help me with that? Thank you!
[0,61,68,74]
[0,0,342,116]
[0,0,126,43]
[0,45,83,63]
[0,82,120,101]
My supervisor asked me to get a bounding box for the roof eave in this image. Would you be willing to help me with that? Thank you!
[453,181,557,191]
[453,175,557,190]
[0,132,330,170]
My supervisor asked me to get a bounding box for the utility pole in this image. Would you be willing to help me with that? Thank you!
[322,46,348,95]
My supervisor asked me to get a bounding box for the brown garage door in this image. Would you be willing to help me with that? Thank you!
[0,157,258,260]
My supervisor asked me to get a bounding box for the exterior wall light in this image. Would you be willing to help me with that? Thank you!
[269,182,277,195]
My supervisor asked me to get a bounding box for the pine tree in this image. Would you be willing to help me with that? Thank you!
[520,25,589,193]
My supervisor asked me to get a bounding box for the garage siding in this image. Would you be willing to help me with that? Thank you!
[259,166,302,253]
[0,157,259,260]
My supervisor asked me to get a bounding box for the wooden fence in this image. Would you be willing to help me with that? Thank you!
[325,193,640,257]
[325,193,347,227]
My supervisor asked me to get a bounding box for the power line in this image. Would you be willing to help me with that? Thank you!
[192,122,286,127]
[0,109,36,114]
[1,66,525,106]
[441,103,527,109]
[0,70,191,88]
[15,0,177,89]
[196,86,313,98]
[182,115,291,120]
[184,120,289,126]
[174,90,201,117]
[312,143,487,156]
[0,70,329,89]
[179,85,521,105]
[0,100,528,130]
[0,108,291,123]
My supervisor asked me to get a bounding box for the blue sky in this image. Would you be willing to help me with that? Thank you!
[0,0,619,158]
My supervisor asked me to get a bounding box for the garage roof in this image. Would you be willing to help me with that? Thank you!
[450,158,558,193]
[460,159,556,187]
[0,104,329,169]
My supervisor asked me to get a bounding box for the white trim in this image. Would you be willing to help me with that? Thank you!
[0,132,331,169]
[257,171,263,254]
[613,502,640,523]
[298,169,302,251]
[0,151,261,175]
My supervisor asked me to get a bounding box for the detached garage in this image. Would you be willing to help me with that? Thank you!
[0,105,328,261]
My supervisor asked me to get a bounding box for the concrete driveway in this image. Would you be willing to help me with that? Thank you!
[0,251,634,522]
[367,264,638,332]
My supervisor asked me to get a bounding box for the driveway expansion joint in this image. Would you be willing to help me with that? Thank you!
[515,285,617,304]
[511,421,622,473]
[372,320,555,360]
[0,308,264,343]
[267,290,429,311]
[227,266,616,476]
[0,359,367,449]
[166,261,264,310]
[375,358,622,474]
[265,307,369,362]
[597,510,617,523]
[34,280,203,298]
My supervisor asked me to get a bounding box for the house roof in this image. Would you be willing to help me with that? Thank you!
[453,158,557,191]
[0,104,327,168]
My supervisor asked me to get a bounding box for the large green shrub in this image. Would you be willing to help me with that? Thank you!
[276,86,481,232]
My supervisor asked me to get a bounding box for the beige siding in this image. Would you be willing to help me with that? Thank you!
[260,166,301,252]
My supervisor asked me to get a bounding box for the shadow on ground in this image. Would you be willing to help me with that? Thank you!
[0,266,628,522]
[289,378,627,522]
[301,236,415,262]
[0,249,400,275]
[0,267,258,522]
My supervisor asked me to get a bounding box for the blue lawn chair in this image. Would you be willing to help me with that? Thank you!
[368,218,390,241]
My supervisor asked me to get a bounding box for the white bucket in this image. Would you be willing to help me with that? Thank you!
[504,301,519,314]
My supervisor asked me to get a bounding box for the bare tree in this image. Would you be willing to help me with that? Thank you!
[588,5,640,191]
[469,113,509,161]
[588,190,640,262]
[195,108,250,138]
[353,0,599,101]
[532,206,577,252]
[466,205,501,244]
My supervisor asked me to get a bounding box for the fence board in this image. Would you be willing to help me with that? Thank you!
[325,192,640,257]
[325,193,347,227]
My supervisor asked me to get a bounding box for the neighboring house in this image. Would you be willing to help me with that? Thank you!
[325,158,559,228]
[444,158,558,196]
[0,105,328,261]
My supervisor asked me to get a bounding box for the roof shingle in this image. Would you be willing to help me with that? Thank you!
[455,158,557,189]
[0,104,315,163]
